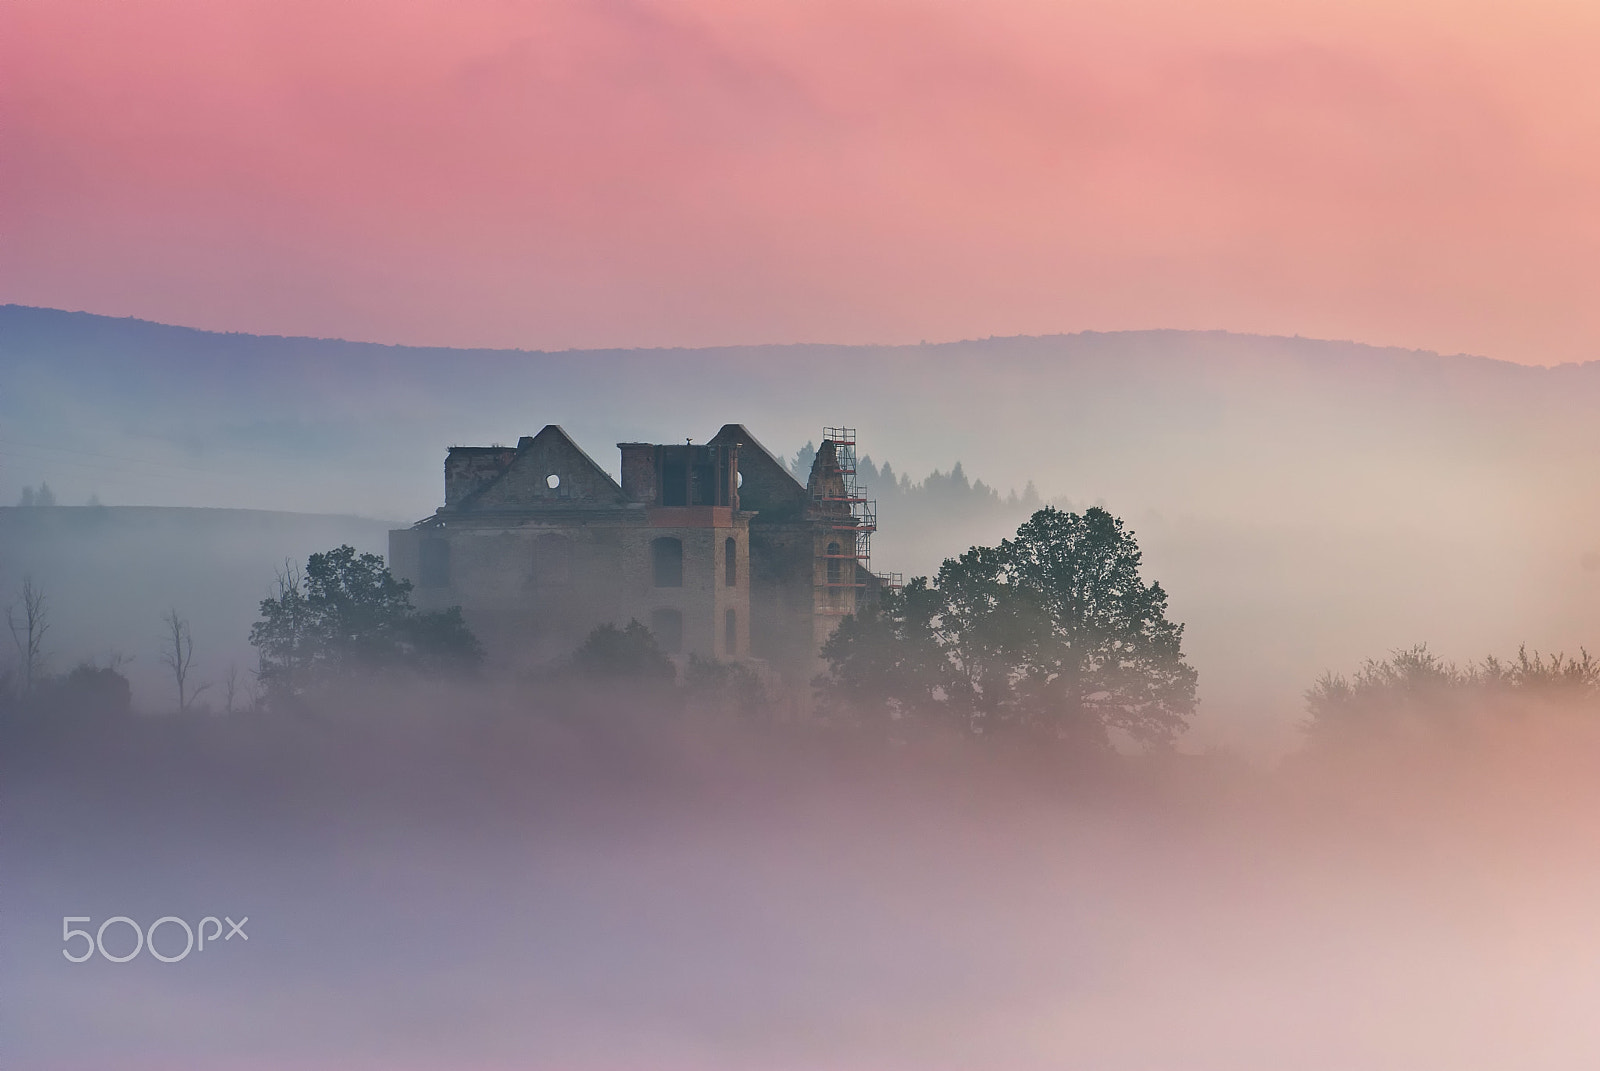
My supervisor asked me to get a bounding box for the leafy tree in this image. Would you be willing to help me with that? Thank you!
[250,545,481,701]
[684,654,768,716]
[38,664,133,718]
[818,576,952,724]
[2,661,132,722]
[980,507,1196,744]
[1305,645,1468,744]
[568,620,676,684]
[1305,643,1600,746]
[1480,645,1600,701]
[820,506,1197,747]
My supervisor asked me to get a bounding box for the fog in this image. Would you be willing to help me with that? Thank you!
[7,306,1600,1064]
[8,685,1600,1069]
[5,307,1600,749]
[0,507,393,709]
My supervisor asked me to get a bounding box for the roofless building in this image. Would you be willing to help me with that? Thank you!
[389,424,885,703]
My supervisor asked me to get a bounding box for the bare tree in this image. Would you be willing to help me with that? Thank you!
[159,608,209,712]
[7,577,49,693]
[222,663,241,713]
[247,660,268,711]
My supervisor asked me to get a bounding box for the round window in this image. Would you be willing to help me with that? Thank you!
[546,474,561,489]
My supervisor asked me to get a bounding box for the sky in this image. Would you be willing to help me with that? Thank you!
[4,0,1600,363]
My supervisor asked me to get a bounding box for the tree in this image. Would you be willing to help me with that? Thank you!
[1305,643,1600,747]
[160,608,209,711]
[569,620,676,684]
[16,483,54,507]
[790,442,817,481]
[222,663,242,713]
[1305,644,1467,744]
[249,545,482,701]
[7,577,50,694]
[818,576,950,724]
[820,506,1198,747]
[684,654,768,716]
[34,663,133,718]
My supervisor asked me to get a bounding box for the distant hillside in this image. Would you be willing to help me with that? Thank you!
[8,303,1599,526]
[5,306,1600,748]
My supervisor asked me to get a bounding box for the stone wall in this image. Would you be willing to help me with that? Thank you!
[397,424,870,702]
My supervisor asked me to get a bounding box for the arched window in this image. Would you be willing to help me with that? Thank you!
[826,541,842,586]
[725,608,737,655]
[651,608,683,653]
[724,537,737,587]
[652,537,683,587]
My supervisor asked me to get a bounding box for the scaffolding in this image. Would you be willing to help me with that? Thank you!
[814,426,877,589]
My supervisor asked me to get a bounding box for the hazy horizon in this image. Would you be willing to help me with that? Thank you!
[5,305,1600,755]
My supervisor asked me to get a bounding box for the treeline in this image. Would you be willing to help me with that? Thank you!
[0,544,767,723]
[0,574,231,720]
[0,546,484,721]
[788,444,1047,516]
[9,516,1599,772]
[10,482,105,507]
[1304,643,1600,749]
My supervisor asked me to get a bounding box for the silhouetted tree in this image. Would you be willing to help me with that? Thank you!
[820,506,1197,747]
[569,620,676,684]
[17,483,56,507]
[250,545,482,702]
[789,442,818,481]
[7,577,49,695]
[35,664,133,718]
[1305,643,1600,746]
[222,663,242,713]
[684,654,768,716]
[160,608,209,711]
[1480,645,1600,700]
[818,577,949,723]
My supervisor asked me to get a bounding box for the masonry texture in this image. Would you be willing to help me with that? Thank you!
[389,424,882,706]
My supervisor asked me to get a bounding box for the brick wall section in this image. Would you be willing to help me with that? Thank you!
[618,443,658,503]
[444,447,516,507]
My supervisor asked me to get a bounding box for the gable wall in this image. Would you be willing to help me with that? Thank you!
[470,430,624,510]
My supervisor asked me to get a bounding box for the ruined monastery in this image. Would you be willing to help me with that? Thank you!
[389,425,887,699]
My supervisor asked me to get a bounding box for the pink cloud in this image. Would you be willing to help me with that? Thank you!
[3,0,1598,361]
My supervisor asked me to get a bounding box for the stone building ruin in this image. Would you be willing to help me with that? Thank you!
[389,424,889,701]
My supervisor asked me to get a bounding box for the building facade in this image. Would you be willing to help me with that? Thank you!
[388,424,882,697]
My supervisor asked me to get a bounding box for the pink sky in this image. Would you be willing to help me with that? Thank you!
[4,0,1599,362]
